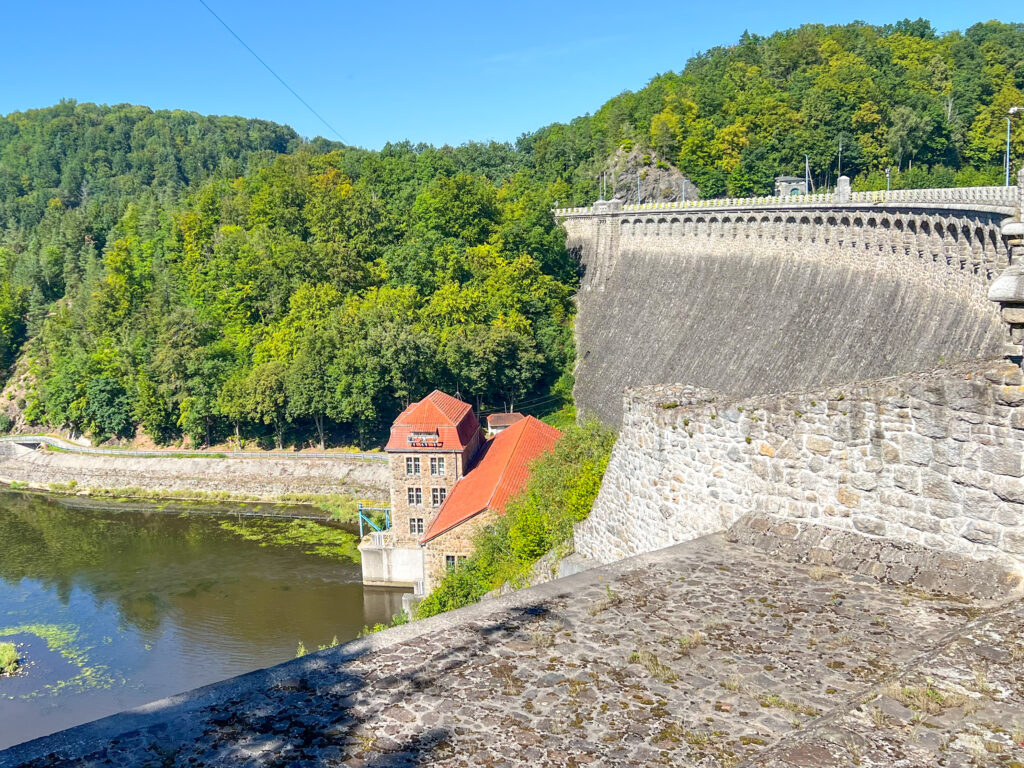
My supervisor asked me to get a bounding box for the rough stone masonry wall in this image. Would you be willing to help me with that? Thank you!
[576,360,1024,572]
[0,447,388,500]
[566,204,1010,426]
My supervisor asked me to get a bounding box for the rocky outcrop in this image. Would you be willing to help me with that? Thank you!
[603,146,699,204]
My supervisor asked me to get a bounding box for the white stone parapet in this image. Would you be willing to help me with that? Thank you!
[554,184,1019,218]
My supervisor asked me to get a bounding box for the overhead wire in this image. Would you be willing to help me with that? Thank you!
[196,0,345,143]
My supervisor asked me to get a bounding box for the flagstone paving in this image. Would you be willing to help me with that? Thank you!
[5,531,1024,767]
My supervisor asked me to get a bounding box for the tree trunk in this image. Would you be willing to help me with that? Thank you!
[314,414,325,451]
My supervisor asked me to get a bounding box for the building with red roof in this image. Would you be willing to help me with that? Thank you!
[486,411,524,436]
[420,415,560,591]
[359,390,560,593]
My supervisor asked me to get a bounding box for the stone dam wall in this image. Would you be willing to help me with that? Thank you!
[562,192,1018,426]
[0,445,389,500]
[576,360,1024,574]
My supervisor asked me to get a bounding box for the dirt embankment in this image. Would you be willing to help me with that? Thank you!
[0,444,389,501]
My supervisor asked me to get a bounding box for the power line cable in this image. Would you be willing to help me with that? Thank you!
[196,0,345,143]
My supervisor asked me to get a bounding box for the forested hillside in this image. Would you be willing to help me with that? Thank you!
[0,19,1021,448]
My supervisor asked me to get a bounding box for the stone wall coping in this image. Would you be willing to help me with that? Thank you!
[625,358,1017,413]
[554,184,1018,218]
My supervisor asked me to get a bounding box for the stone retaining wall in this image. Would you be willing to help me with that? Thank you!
[0,448,389,499]
[576,360,1024,573]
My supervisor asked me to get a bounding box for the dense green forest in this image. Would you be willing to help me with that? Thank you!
[0,19,1021,447]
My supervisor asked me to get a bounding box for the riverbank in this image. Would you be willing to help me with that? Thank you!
[0,494,407,749]
[0,442,388,509]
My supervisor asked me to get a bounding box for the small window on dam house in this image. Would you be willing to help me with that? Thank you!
[430,457,445,475]
[407,487,422,505]
[406,457,420,475]
[409,518,424,535]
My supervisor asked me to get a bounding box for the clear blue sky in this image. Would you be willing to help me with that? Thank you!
[1,1,1018,149]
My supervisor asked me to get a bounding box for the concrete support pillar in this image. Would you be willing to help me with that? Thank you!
[836,175,851,203]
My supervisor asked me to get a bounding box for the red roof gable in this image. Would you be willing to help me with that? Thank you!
[385,390,480,453]
[421,416,561,543]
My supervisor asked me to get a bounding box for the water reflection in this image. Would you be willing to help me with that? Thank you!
[0,491,406,749]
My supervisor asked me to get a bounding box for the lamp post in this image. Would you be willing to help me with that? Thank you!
[1008,107,1023,187]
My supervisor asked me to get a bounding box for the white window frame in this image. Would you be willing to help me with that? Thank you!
[431,457,445,476]
[409,517,424,535]
[407,487,422,505]
[405,456,421,475]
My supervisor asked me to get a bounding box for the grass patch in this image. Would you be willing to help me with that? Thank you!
[27,481,369,521]
[587,585,623,617]
[417,419,615,618]
[677,630,705,655]
[629,648,678,683]
[357,611,410,637]
[0,642,19,675]
[756,693,819,717]
[883,684,973,715]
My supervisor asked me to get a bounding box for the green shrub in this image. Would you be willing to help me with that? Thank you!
[0,413,11,433]
[0,642,19,675]
[417,419,615,618]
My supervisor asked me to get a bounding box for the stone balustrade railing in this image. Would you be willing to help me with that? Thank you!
[554,185,1018,217]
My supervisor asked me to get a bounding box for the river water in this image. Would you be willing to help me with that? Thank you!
[0,491,406,750]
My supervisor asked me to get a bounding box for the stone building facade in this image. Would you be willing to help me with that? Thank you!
[359,391,481,587]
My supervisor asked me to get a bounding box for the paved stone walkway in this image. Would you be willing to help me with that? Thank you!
[4,533,1024,767]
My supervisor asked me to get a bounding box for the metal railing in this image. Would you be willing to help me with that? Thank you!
[358,501,391,539]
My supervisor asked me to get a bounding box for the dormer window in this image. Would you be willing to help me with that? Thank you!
[408,431,441,448]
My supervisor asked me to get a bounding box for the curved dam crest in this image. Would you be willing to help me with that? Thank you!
[563,191,1016,425]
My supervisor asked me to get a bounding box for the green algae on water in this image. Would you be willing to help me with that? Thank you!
[217,518,360,563]
[0,623,120,696]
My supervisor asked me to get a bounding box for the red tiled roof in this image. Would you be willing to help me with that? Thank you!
[487,412,524,429]
[421,416,561,543]
[385,390,480,453]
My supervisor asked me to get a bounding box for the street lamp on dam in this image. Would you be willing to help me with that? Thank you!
[1008,107,1023,187]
